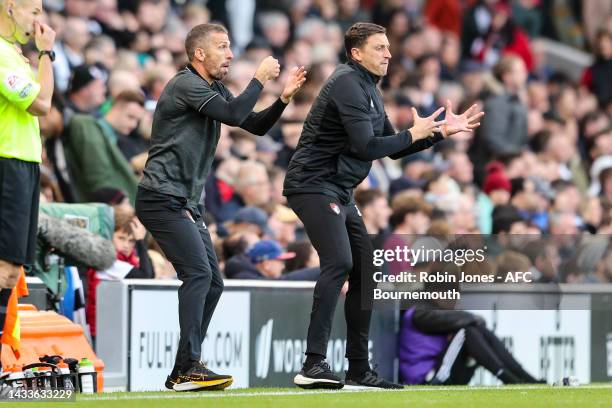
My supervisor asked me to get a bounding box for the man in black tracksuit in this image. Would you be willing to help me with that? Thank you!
[136,23,306,391]
[285,22,483,389]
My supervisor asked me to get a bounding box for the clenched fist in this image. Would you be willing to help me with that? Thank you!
[254,56,281,84]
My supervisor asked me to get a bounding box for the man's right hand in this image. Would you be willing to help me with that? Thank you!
[34,21,56,51]
[254,56,281,84]
[408,107,446,142]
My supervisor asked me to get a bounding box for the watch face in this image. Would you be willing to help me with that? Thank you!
[41,51,55,61]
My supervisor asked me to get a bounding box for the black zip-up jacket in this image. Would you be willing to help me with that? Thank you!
[283,59,443,204]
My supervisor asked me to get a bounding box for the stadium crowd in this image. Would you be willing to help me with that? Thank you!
[22,0,612,302]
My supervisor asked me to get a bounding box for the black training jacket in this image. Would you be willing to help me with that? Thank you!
[283,59,443,204]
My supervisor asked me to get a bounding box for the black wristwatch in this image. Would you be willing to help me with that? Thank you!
[38,50,55,62]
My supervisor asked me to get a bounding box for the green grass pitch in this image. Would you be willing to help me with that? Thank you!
[7,384,612,407]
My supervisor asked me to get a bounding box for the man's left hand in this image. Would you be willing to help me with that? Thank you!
[440,99,484,138]
[280,66,307,104]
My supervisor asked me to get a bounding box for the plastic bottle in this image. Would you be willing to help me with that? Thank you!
[58,362,74,391]
[64,358,80,393]
[9,368,25,390]
[38,367,52,390]
[23,369,36,390]
[77,358,96,394]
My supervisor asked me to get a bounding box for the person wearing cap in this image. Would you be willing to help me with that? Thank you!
[225,239,322,281]
[0,0,56,371]
[225,206,273,238]
[227,240,296,280]
[283,22,483,390]
[255,134,282,167]
[63,63,107,124]
[248,240,296,278]
[135,23,306,391]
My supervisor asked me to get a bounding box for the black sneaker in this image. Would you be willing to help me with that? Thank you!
[294,361,344,389]
[165,366,180,390]
[345,369,403,389]
[173,361,233,392]
[165,374,177,390]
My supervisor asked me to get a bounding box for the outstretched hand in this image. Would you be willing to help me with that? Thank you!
[281,66,307,104]
[409,106,446,142]
[440,99,484,138]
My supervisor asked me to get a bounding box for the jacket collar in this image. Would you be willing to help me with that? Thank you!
[347,59,381,84]
[185,63,212,84]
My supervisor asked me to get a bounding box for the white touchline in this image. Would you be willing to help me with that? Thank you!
[77,384,612,402]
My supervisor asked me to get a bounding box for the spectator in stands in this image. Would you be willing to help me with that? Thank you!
[225,206,273,239]
[355,188,391,246]
[83,36,117,71]
[54,16,90,92]
[255,135,282,168]
[584,242,612,283]
[448,192,479,234]
[64,63,107,123]
[93,0,138,48]
[471,55,528,183]
[548,211,581,235]
[257,11,291,60]
[275,120,303,169]
[224,239,320,281]
[490,203,523,230]
[384,196,433,275]
[229,129,257,161]
[495,250,533,280]
[478,161,512,234]
[234,160,272,210]
[268,204,299,248]
[86,205,154,341]
[510,177,551,231]
[475,2,534,71]
[205,156,242,224]
[268,166,288,206]
[285,241,320,273]
[64,90,145,204]
[446,151,474,188]
[512,0,542,39]
[581,29,612,108]
[524,240,562,283]
[225,239,295,279]
[389,153,434,198]
[246,240,295,279]
[551,180,582,215]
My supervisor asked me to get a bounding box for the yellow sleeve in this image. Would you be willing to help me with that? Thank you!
[0,60,41,111]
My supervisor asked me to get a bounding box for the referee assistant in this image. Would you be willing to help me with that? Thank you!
[0,0,55,362]
[284,22,483,389]
[136,23,306,392]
